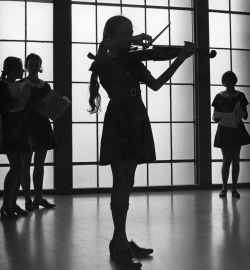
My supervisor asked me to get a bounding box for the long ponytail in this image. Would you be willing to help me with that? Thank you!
[88,68,101,114]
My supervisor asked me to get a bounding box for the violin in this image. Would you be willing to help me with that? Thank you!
[117,45,217,63]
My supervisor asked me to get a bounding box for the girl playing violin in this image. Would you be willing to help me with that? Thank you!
[88,15,195,268]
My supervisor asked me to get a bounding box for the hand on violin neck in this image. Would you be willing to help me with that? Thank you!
[177,41,196,61]
[131,33,153,48]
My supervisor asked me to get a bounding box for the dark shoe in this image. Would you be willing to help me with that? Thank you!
[232,189,240,198]
[110,239,153,258]
[219,189,227,198]
[12,204,28,216]
[1,207,18,219]
[114,248,142,268]
[25,201,35,211]
[33,199,56,209]
[129,240,154,257]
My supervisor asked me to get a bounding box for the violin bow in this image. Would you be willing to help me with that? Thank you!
[149,22,171,46]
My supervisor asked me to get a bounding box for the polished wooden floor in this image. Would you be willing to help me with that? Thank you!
[0,189,250,270]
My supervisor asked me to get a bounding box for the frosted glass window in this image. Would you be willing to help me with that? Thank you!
[0,167,9,190]
[29,166,54,189]
[172,123,194,159]
[232,50,250,85]
[73,124,97,162]
[27,3,53,41]
[99,165,112,187]
[173,163,195,185]
[72,83,95,122]
[73,165,97,188]
[171,55,194,84]
[0,155,8,164]
[147,60,170,78]
[97,6,120,43]
[0,2,25,40]
[211,123,222,159]
[72,5,96,43]
[241,124,250,159]
[122,7,145,35]
[26,42,53,82]
[134,164,147,187]
[72,44,96,82]
[146,0,168,6]
[122,0,144,5]
[98,0,120,3]
[0,42,25,72]
[148,163,171,186]
[170,10,193,45]
[146,9,169,46]
[231,15,250,50]
[209,13,230,48]
[231,0,250,12]
[210,50,231,85]
[170,0,192,8]
[209,0,229,10]
[172,85,193,121]
[212,162,223,184]
[151,124,171,160]
[73,0,95,2]
[238,162,250,183]
[148,85,170,122]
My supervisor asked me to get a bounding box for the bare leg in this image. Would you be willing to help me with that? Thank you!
[33,150,47,201]
[20,151,33,203]
[221,147,232,190]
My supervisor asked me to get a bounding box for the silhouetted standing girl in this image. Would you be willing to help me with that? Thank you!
[88,15,195,268]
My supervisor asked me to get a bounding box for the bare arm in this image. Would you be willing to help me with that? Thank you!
[145,42,196,91]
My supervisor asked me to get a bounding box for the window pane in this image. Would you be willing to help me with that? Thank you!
[73,0,95,2]
[0,167,9,190]
[148,85,170,122]
[122,0,144,5]
[209,0,229,10]
[210,50,231,85]
[172,85,193,121]
[98,0,120,3]
[212,162,222,184]
[72,83,95,122]
[231,15,250,50]
[73,124,97,162]
[171,55,194,84]
[170,10,193,45]
[0,156,8,164]
[146,8,169,45]
[231,0,250,12]
[147,60,170,78]
[72,4,96,43]
[172,123,194,159]
[151,124,171,160]
[146,0,168,6]
[27,3,53,41]
[0,1,25,40]
[170,0,192,8]
[72,44,96,82]
[97,6,120,43]
[26,42,53,81]
[209,13,230,48]
[45,150,54,163]
[239,162,250,183]
[0,42,25,72]
[232,50,250,85]
[134,164,147,187]
[29,166,54,189]
[99,165,112,187]
[122,7,145,35]
[73,165,97,188]
[211,123,222,159]
[173,163,194,185]
[241,124,250,159]
[149,163,171,186]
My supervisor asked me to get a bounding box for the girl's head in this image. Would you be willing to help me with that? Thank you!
[222,71,238,87]
[103,15,133,51]
[1,56,24,80]
[25,53,43,74]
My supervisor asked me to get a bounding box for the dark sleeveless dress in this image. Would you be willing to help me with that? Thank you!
[97,57,156,165]
[212,91,250,148]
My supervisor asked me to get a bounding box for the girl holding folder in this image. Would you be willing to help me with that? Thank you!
[212,71,250,198]
[20,53,57,210]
